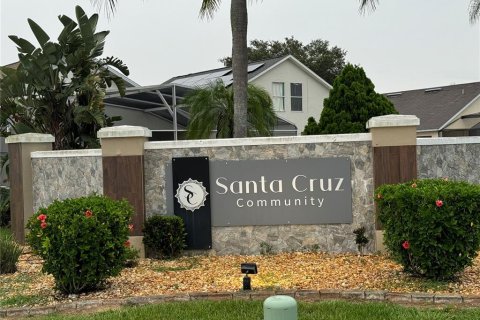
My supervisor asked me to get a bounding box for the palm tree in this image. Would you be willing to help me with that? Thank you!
[200,0,248,138]
[184,80,276,139]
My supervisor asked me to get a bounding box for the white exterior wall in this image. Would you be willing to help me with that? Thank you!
[251,59,330,135]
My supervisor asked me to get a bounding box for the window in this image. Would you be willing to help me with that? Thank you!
[272,82,285,111]
[290,83,303,111]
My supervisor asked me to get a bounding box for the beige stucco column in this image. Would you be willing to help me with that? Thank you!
[366,115,420,251]
[98,126,152,258]
[5,133,54,243]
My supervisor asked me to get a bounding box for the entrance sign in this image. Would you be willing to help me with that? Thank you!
[168,157,353,228]
[209,157,352,226]
[172,157,212,249]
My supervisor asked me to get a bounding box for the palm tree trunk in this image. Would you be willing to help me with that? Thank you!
[230,0,248,138]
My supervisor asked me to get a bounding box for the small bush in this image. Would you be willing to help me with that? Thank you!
[0,228,22,274]
[124,246,140,268]
[259,241,274,255]
[376,178,480,280]
[0,187,10,227]
[353,227,369,255]
[143,215,186,259]
[26,195,133,294]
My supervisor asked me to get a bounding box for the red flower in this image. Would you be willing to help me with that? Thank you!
[128,224,134,232]
[436,199,443,208]
[124,240,130,247]
[37,214,47,222]
[402,241,410,250]
[85,210,93,218]
[40,222,48,229]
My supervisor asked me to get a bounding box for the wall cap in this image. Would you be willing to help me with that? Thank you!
[145,133,372,150]
[97,126,152,139]
[366,115,420,129]
[5,133,55,144]
[31,149,102,158]
[417,136,480,146]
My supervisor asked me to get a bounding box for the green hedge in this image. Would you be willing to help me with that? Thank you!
[26,195,133,293]
[143,215,186,259]
[376,179,480,279]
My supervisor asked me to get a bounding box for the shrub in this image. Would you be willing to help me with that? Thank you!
[0,228,22,274]
[143,215,186,259]
[124,247,140,268]
[26,195,133,294]
[353,226,369,255]
[376,179,480,280]
[0,187,10,227]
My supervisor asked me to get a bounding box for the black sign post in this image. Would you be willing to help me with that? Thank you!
[172,157,212,250]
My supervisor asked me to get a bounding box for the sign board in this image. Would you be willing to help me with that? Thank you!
[167,157,352,227]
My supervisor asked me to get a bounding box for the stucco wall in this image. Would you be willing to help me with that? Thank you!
[417,137,480,183]
[144,134,374,255]
[252,59,331,135]
[31,150,103,212]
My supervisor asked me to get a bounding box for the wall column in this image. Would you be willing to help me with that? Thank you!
[98,126,151,258]
[366,115,420,251]
[5,133,54,243]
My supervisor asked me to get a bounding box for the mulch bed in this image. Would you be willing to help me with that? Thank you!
[2,251,480,307]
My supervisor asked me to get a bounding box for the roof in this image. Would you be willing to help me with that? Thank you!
[162,55,332,90]
[162,56,285,87]
[385,82,480,131]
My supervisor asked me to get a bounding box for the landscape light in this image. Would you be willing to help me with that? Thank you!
[241,263,257,290]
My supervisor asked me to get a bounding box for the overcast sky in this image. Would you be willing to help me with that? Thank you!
[1,0,479,92]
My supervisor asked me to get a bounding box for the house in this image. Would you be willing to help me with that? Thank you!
[104,55,332,139]
[385,82,480,137]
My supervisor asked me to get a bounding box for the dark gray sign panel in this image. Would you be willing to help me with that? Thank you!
[172,157,212,249]
[210,157,352,226]
[167,157,352,226]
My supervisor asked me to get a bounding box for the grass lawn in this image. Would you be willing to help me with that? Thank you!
[30,300,480,320]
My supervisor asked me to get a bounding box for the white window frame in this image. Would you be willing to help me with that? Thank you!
[272,82,285,112]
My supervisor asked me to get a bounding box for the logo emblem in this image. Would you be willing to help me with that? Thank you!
[175,178,209,212]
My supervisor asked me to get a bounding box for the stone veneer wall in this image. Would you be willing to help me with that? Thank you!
[144,134,374,255]
[31,150,103,212]
[417,137,480,184]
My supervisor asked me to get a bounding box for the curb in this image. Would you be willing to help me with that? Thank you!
[1,289,480,318]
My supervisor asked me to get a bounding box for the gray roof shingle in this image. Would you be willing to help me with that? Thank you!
[385,82,480,131]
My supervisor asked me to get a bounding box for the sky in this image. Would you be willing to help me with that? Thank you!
[1,0,479,93]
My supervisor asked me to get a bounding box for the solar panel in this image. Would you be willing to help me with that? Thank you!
[248,63,264,73]
[170,62,265,88]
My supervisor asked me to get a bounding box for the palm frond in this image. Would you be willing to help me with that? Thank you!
[90,0,118,18]
[359,0,378,13]
[470,0,480,23]
[199,0,222,20]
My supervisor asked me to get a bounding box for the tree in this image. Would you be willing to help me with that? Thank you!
[0,6,128,150]
[304,64,397,134]
[220,37,347,85]
[199,0,249,138]
[184,80,276,139]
